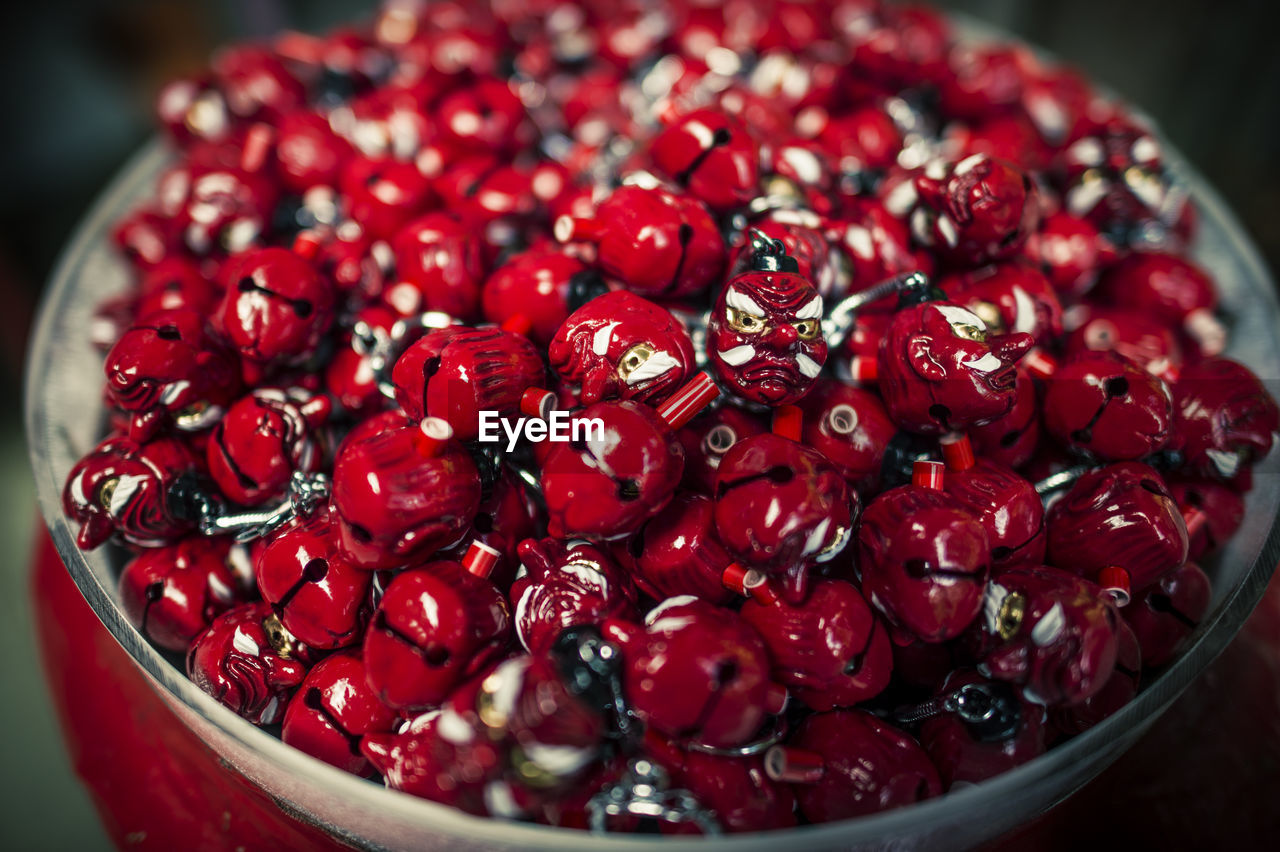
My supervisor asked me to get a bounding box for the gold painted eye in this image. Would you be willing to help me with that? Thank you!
[971,301,1004,334]
[97,477,120,511]
[950,322,988,343]
[617,342,654,380]
[792,319,821,340]
[727,307,767,334]
[998,591,1027,640]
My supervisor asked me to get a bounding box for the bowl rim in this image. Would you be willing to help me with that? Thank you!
[25,47,1280,852]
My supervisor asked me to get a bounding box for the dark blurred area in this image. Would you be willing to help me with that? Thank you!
[0,0,1277,847]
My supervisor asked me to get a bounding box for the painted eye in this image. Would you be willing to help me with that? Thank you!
[792,319,820,340]
[617,342,654,379]
[998,591,1027,640]
[97,477,121,511]
[950,322,987,343]
[971,301,1004,333]
[727,308,766,334]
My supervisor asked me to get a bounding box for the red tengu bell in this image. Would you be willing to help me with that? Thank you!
[511,538,638,655]
[281,650,398,777]
[1021,211,1117,298]
[539,400,685,540]
[939,258,1063,347]
[103,307,241,441]
[797,380,897,492]
[676,405,767,496]
[1059,116,1188,238]
[1124,560,1211,667]
[918,669,1047,789]
[1046,462,1188,593]
[878,297,1033,434]
[857,484,990,642]
[548,291,697,406]
[1042,350,1173,461]
[361,709,503,815]
[216,247,336,378]
[741,577,893,711]
[943,458,1046,569]
[118,536,245,652]
[392,325,545,443]
[386,211,487,321]
[621,493,738,605]
[332,422,481,570]
[1050,620,1141,736]
[471,653,611,798]
[1173,358,1279,489]
[207,388,330,506]
[62,434,198,550]
[1168,478,1244,561]
[481,245,594,346]
[970,564,1120,705]
[911,154,1039,267]
[707,233,827,406]
[739,213,847,301]
[255,508,372,650]
[363,561,510,712]
[603,596,782,749]
[650,108,760,213]
[1063,305,1182,381]
[647,739,797,834]
[713,433,856,601]
[186,601,313,725]
[773,710,941,823]
[969,365,1041,468]
[1092,251,1223,356]
[555,184,725,299]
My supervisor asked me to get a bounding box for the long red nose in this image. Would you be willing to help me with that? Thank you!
[989,331,1034,364]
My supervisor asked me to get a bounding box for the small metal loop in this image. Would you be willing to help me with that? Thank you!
[683,716,788,757]
[352,311,456,401]
[1033,465,1094,496]
[195,472,331,543]
[823,271,929,347]
[587,759,721,836]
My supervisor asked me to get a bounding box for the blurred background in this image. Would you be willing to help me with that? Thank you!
[1,0,1277,848]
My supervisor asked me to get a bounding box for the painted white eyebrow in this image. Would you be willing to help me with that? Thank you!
[795,295,823,320]
[725,286,766,317]
[592,321,619,355]
[933,304,988,330]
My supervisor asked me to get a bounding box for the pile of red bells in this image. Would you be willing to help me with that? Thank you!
[58,0,1278,835]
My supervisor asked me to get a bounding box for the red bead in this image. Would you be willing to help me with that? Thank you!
[782,710,940,822]
[607,597,778,749]
[549,291,698,407]
[1046,462,1188,592]
[511,538,637,654]
[858,484,990,642]
[281,650,398,777]
[332,423,481,570]
[741,578,893,710]
[1042,350,1173,461]
[255,509,372,649]
[363,561,509,712]
[970,565,1120,705]
[187,601,313,725]
[118,537,246,651]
